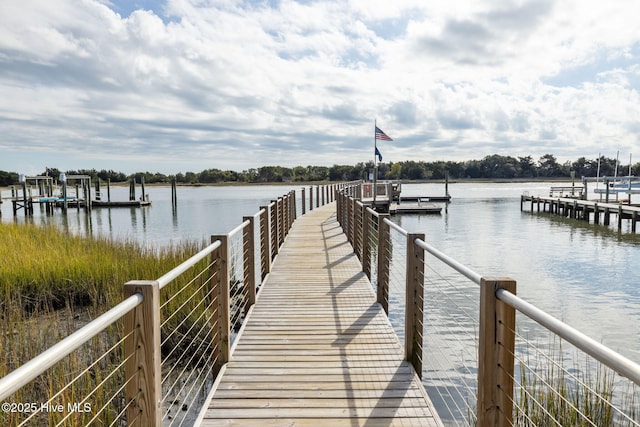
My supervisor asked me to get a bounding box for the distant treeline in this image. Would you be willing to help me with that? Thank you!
[1,154,638,187]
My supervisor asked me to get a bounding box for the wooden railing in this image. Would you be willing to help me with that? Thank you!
[336,187,640,426]
[0,184,342,426]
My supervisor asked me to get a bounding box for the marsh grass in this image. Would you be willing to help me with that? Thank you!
[515,343,640,426]
[0,222,205,426]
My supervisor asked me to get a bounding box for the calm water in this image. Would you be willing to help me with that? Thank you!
[2,181,639,356]
[397,182,640,361]
[2,181,639,421]
[1,184,301,246]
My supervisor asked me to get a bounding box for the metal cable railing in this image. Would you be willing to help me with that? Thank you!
[386,223,408,341]
[419,258,480,426]
[337,187,640,427]
[0,294,143,418]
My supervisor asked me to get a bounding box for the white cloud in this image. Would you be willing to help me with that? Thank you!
[0,0,639,174]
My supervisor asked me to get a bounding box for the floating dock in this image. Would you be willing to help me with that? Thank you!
[399,195,451,203]
[360,181,450,214]
[92,200,151,208]
[390,202,442,215]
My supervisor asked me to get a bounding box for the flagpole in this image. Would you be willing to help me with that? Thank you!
[373,119,377,204]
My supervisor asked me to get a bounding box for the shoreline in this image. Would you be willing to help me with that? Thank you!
[0,177,576,193]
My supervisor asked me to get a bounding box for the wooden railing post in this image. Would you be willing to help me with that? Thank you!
[211,235,231,373]
[478,277,517,427]
[270,202,279,257]
[362,206,372,279]
[259,206,271,278]
[281,195,287,238]
[279,197,285,241]
[347,197,355,247]
[316,185,320,208]
[376,214,390,314]
[405,233,425,377]
[322,185,325,205]
[284,195,290,237]
[292,190,297,221]
[353,202,363,260]
[242,216,256,309]
[124,280,161,427]
[302,188,306,215]
[309,186,313,211]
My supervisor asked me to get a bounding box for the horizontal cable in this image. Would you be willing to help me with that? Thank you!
[157,240,222,289]
[414,238,482,284]
[161,263,214,314]
[497,289,640,386]
[161,293,215,372]
[384,217,408,236]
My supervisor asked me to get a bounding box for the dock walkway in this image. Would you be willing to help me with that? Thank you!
[198,203,442,426]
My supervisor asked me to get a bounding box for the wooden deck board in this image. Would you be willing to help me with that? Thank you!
[199,203,442,426]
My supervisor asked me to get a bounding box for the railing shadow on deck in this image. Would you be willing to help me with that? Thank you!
[0,181,358,427]
[337,186,640,427]
[320,212,420,427]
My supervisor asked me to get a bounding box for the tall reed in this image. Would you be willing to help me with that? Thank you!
[0,222,203,426]
[514,343,639,426]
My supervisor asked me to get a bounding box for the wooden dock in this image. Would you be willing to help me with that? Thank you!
[521,194,640,232]
[198,203,442,426]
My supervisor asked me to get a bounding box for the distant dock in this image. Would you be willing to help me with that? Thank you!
[521,194,640,232]
[8,174,152,217]
[360,180,449,214]
[390,201,442,215]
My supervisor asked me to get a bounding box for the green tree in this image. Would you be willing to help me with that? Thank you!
[518,156,536,178]
[538,154,564,177]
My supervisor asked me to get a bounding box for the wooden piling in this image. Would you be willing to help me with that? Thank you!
[129,179,135,201]
[171,178,177,209]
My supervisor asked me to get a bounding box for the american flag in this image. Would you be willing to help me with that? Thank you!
[375,126,393,141]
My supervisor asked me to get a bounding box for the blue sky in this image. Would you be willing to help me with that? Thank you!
[1,0,639,174]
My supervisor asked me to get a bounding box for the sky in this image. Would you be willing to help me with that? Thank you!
[1,0,639,175]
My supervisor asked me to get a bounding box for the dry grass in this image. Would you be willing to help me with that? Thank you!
[0,222,202,426]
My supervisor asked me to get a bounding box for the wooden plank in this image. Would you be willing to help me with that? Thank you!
[201,418,439,427]
[198,203,442,427]
[213,388,426,399]
[208,397,430,409]
[204,407,436,418]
